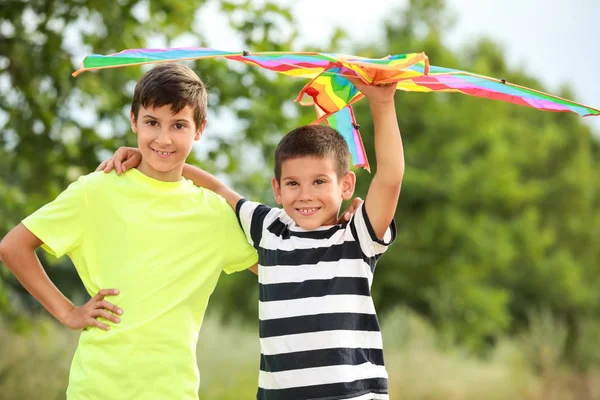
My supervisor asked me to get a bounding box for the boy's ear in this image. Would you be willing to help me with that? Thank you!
[195,119,207,141]
[271,177,283,205]
[341,171,356,201]
[130,111,138,134]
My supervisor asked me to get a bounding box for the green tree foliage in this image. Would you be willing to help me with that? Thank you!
[1,0,599,367]
[351,0,600,353]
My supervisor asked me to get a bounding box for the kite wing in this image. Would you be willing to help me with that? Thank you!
[73,48,600,169]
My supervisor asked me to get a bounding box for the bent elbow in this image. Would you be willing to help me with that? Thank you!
[381,170,404,187]
[397,162,405,182]
[396,167,405,185]
[380,162,404,185]
[0,230,22,266]
[0,236,8,264]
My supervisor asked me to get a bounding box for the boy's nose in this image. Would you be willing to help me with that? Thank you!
[298,187,315,201]
[155,129,173,145]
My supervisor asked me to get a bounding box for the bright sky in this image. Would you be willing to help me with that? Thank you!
[290,0,600,132]
[161,0,600,134]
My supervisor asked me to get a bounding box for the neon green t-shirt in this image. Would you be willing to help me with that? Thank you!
[22,168,258,400]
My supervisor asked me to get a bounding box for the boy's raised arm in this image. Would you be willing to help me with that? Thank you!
[353,80,404,239]
[182,164,242,210]
[0,225,122,331]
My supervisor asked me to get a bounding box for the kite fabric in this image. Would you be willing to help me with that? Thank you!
[73,48,600,170]
[325,106,368,170]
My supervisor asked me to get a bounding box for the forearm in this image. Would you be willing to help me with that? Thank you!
[364,99,404,239]
[370,100,404,183]
[1,247,74,324]
[182,164,242,209]
[182,164,228,193]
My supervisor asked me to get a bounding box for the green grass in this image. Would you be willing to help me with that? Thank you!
[1,309,599,400]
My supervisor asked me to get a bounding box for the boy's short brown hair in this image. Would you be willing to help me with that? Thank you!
[274,125,351,182]
[131,63,208,127]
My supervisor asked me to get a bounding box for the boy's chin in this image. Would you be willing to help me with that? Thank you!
[146,158,183,171]
[295,221,321,230]
[293,215,338,230]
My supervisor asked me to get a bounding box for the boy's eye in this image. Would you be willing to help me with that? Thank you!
[174,123,186,130]
[286,181,298,186]
[146,120,158,127]
[314,179,326,185]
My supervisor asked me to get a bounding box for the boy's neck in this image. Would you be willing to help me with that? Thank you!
[136,161,183,183]
[290,212,341,231]
[291,221,338,231]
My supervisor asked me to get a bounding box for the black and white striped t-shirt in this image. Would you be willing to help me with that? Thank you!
[236,199,396,400]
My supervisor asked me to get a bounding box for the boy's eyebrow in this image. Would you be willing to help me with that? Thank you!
[141,115,192,124]
[282,174,331,181]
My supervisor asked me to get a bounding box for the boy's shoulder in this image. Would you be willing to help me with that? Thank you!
[80,171,236,222]
[83,170,224,197]
[195,184,235,211]
[239,199,285,221]
[73,170,139,196]
[79,170,130,187]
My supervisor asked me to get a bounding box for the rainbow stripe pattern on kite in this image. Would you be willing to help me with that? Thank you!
[74,48,600,169]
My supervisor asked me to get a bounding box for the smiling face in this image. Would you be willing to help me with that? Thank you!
[131,104,206,182]
[272,155,356,230]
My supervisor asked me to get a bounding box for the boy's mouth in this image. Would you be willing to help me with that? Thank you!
[152,148,175,158]
[296,207,320,216]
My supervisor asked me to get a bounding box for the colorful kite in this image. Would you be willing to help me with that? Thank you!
[73,48,600,170]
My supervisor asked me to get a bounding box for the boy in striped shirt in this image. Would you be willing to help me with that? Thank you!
[106,78,403,399]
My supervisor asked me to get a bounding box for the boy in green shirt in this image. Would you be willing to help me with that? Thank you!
[0,63,258,399]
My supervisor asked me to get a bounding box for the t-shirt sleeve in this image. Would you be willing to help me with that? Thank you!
[235,198,274,250]
[218,198,259,275]
[21,175,87,258]
[349,202,397,259]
